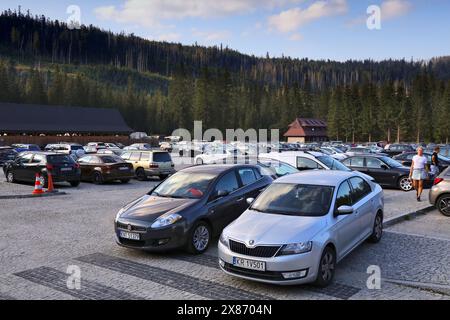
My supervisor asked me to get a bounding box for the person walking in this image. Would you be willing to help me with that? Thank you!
[409,147,428,202]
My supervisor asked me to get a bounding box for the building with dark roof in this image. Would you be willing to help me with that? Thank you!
[284,118,328,143]
[0,103,133,135]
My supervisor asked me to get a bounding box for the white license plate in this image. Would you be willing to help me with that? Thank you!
[232,257,266,271]
[60,167,72,172]
[119,167,129,171]
[119,231,140,240]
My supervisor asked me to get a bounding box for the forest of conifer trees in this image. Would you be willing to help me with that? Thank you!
[0,9,449,143]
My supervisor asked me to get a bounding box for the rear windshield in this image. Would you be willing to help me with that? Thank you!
[153,152,172,162]
[71,145,84,150]
[100,155,124,163]
[47,155,75,164]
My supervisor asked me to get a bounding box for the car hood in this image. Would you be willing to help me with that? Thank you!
[223,210,327,245]
[119,194,198,222]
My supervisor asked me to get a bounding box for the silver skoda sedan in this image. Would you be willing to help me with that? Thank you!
[218,170,384,287]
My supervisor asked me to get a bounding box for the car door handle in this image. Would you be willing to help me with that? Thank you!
[236,197,244,202]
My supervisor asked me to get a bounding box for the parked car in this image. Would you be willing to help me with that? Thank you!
[429,167,450,216]
[3,152,81,187]
[114,164,273,254]
[218,170,383,286]
[345,147,387,157]
[383,144,414,157]
[0,147,17,166]
[11,144,41,152]
[342,155,421,191]
[120,150,175,180]
[159,141,173,152]
[45,143,85,158]
[96,148,124,156]
[194,146,247,165]
[77,154,134,184]
[319,147,348,161]
[393,152,450,173]
[123,143,153,151]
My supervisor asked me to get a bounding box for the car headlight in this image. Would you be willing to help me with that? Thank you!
[279,242,312,256]
[151,213,182,229]
[219,233,229,248]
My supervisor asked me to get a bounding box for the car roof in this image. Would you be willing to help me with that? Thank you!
[274,170,358,187]
[181,164,257,175]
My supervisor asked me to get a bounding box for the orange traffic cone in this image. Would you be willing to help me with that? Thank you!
[46,172,56,193]
[32,173,44,195]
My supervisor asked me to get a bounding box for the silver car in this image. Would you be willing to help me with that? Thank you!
[429,167,450,216]
[218,170,384,287]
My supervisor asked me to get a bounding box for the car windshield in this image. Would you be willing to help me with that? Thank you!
[381,156,403,168]
[152,172,217,199]
[258,159,299,177]
[317,156,351,171]
[251,183,334,217]
[47,155,75,164]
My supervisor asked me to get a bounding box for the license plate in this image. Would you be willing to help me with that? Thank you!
[119,231,140,240]
[232,257,266,271]
[60,167,72,172]
[119,167,129,171]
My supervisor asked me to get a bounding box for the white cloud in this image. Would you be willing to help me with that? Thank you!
[192,29,231,43]
[289,33,304,41]
[95,0,305,28]
[381,0,412,19]
[268,0,348,33]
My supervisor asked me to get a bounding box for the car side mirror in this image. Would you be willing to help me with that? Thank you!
[381,164,389,170]
[335,205,353,216]
[246,198,255,205]
[215,190,229,199]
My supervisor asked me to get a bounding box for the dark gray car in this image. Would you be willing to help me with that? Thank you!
[114,165,273,254]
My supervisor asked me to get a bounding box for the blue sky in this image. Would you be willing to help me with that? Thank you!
[2,0,449,61]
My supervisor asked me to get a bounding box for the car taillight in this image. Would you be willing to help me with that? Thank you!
[46,164,54,170]
[434,178,444,185]
[74,163,80,169]
[149,163,159,168]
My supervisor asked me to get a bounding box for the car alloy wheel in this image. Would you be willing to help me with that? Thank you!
[93,172,103,184]
[369,213,383,243]
[399,176,413,192]
[315,247,336,287]
[136,168,147,181]
[193,225,210,252]
[6,171,14,183]
[437,195,450,217]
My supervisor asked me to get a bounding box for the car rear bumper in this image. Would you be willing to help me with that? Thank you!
[218,241,320,285]
[144,168,176,176]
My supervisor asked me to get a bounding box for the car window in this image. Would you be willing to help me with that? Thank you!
[17,154,34,163]
[297,157,321,170]
[47,155,75,164]
[366,157,383,169]
[129,152,141,161]
[348,157,365,167]
[214,171,239,194]
[335,181,353,208]
[78,156,91,163]
[140,153,151,161]
[349,177,372,203]
[238,168,257,186]
[89,156,101,164]
[121,152,131,160]
[100,155,123,163]
[32,154,46,164]
[153,152,172,162]
[406,154,414,160]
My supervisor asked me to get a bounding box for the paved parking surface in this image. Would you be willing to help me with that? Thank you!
[0,169,448,300]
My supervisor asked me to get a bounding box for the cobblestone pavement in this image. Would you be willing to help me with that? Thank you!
[0,170,448,300]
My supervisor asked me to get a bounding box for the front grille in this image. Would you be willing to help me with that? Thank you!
[222,263,285,281]
[229,240,281,258]
[116,222,147,232]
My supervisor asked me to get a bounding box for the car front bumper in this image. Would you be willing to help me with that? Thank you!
[218,241,321,285]
[115,219,188,252]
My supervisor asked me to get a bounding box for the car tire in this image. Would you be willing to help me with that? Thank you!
[136,168,147,181]
[70,180,80,187]
[196,158,203,165]
[6,170,15,183]
[398,176,413,192]
[436,194,450,217]
[368,212,383,243]
[159,175,168,180]
[120,179,130,184]
[92,172,104,185]
[314,246,336,287]
[186,221,212,255]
